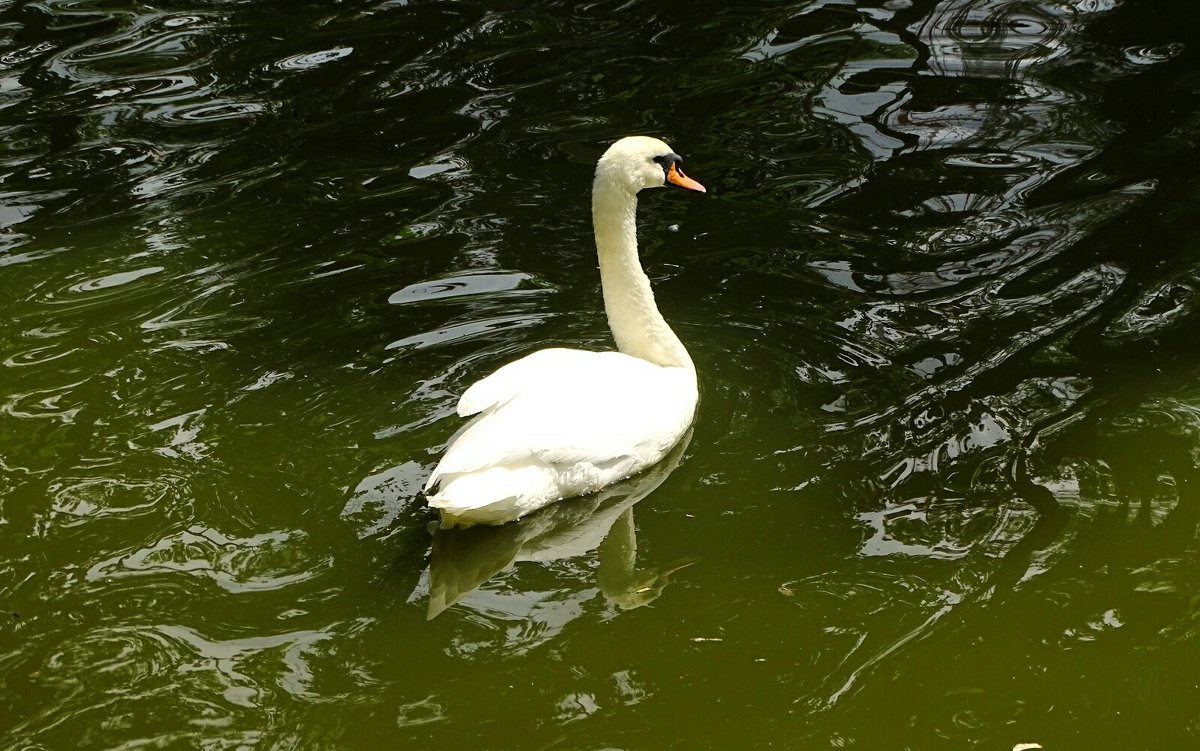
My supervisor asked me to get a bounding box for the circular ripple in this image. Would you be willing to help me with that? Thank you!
[944,152,1035,169]
[1123,43,1185,65]
[275,47,354,71]
[49,476,181,528]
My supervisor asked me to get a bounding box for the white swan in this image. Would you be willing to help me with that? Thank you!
[424,135,706,527]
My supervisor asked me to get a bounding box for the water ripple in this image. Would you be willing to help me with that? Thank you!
[1123,43,1185,66]
[274,47,354,72]
[48,475,183,528]
[155,623,335,705]
[87,525,320,593]
[1,0,1198,747]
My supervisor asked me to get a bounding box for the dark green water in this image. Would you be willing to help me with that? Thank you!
[3,0,1200,747]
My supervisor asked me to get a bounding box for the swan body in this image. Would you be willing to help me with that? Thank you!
[424,136,706,527]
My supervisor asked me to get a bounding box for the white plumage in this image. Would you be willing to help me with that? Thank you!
[424,136,706,527]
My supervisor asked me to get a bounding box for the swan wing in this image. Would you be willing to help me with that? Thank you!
[455,348,583,417]
[428,349,694,489]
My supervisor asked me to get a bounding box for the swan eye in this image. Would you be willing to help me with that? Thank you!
[653,153,681,183]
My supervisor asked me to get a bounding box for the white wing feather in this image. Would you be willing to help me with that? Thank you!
[426,348,694,492]
[455,348,578,418]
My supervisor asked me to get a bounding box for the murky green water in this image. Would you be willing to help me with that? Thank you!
[3,0,1200,747]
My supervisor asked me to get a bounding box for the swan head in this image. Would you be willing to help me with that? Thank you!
[596,136,706,195]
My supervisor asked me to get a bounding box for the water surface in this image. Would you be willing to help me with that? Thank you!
[3,0,1200,748]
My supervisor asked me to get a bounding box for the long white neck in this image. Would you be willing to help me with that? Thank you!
[591,176,693,369]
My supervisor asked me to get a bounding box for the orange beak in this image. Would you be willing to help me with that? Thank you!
[666,162,706,193]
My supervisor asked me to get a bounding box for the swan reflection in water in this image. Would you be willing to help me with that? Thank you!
[425,429,695,619]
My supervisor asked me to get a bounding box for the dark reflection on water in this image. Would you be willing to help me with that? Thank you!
[2,0,1200,748]
[424,428,695,621]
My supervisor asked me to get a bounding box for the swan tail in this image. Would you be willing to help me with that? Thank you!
[426,465,558,527]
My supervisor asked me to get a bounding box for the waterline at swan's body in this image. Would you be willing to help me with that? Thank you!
[424,136,705,527]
